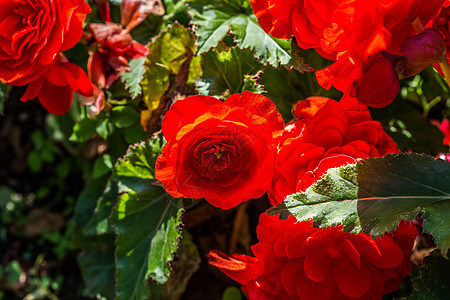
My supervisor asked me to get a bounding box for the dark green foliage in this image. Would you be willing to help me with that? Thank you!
[271,154,450,255]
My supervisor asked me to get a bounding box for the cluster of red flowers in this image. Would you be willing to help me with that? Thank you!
[0,0,93,115]
[250,0,449,108]
[154,90,408,299]
[156,93,399,208]
[270,97,399,204]
[1,1,434,299]
[209,214,418,300]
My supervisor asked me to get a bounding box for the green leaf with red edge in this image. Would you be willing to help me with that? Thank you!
[187,0,310,72]
[111,138,183,300]
[269,153,450,255]
[404,250,450,299]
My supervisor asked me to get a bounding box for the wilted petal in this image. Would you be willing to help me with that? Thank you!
[121,0,165,31]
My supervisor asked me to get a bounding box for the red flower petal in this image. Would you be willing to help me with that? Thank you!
[207,250,259,285]
[304,249,332,282]
[161,95,222,141]
[37,82,73,116]
[334,255,372,297]
[225,91,285,141]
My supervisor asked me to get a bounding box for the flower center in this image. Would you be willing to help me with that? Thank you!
[214,146,225,160]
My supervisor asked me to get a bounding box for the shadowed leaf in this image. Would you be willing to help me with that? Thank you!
[269,153,450,255]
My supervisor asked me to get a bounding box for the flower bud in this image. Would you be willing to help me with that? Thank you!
[397,29,446,79]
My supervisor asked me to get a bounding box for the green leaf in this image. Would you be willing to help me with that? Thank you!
[27,151,43,173]
[258,66,310,120]
[73,176,110,226]
[159,231,201,299]
[405,250,450,299]
[370,98,448,155]
[112,191,182,300]
[113,138,163,189]
[112,138,183,300]
[259,48,342,121]
[111,106,140,128]
[93,154,114,179]
[121,58,147,99]
[241,74,265,94]
[121,123,147,145]
[222,287,242,300]
[142,22,199,112]
[78,247,116,300]
[96,118,113,140]
[69,118,97,142]
[162,0,191,28]
[270,153,450,254]
[82,180,118,236]
[4,260,22,285]
[196,47,264,97]
[188,0,309,71]
[71,176,117,252]
[0,82,8,115]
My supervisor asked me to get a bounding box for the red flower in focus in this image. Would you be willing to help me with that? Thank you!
[155,92,285,210]
[270,97,398,205]
[87,0,160,88]
[0,0,91,86]
[209,214,418,300]
[20,56,93,116]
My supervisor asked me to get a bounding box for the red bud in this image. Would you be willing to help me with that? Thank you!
[397,29,445,78]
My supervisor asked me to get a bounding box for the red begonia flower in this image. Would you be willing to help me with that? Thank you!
[209,213,418,300]
[249,0,364,59]
[20,58,93,116]
[155,92,285,210]
[0,0,91,86]
[270,97,398,205]
[251,0,445,108]
[318,0,445,107]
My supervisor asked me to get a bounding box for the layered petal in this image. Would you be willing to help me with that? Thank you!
[270,97,398,205]
[156,92,284,209]
[209,214,416,299]
[0,0,91,86]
